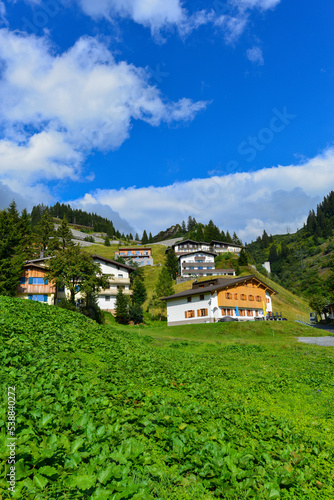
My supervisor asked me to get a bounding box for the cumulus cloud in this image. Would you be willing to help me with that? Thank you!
[71,148,334,242]
[0,28,207,194]
[246,46,264,65]
[19,0,281,42]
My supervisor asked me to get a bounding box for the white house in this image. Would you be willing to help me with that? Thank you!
[161,275,276,326]
[170,239,242,256]
[179,251,235,278]
[91,255,134,312]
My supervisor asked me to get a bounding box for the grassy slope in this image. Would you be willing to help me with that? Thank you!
[82,244,310,319]
[1,297,334,499]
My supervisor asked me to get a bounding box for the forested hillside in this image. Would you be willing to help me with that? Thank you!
[246,191,334,308]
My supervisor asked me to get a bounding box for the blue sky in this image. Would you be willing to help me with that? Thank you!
[0,0,333,241]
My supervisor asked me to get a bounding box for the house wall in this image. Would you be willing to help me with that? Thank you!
[218,284,268,309]
[17,267,56,305]
[93,258,131,311]
[166,292,221,326]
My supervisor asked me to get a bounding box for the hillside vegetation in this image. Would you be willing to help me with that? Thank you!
[1,297,334,499]
[246,191,334,302]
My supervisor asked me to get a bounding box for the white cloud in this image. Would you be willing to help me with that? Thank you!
[246,46,264,65]
[0,28,207,192]
[0,1,7,25]
[71,148,334,242]
[78,0,185,34]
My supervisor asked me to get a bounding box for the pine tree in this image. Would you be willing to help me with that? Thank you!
[269,244,278,263]
[129,303,144,324]
[238,248,248,266]
[0,204,26,296]
[234,261,241,276]
[148,232,153,243]
[225,230,232,243]
[135,233,139,241]
[142,230,148,244]
[115,287,129,324]
[155,266,175,299]
[232,232,242,245]
[132,276,147,306]
[104,237,110,247]
[35,209,56,256]
[155,266,175,320]
[56,217,73,250]
[181,220,187,233]
[166,249,179,279]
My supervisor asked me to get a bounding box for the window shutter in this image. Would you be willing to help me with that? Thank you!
[28,295,32,300]
[44,279,48,285]
[197,310,200,317]
[205,309,208,316]
[28,277,33,285]
[185,311,188,318]
[44,295,48,303]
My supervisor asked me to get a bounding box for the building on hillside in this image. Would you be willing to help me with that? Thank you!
[17,255,134,313]
[161,275,276,326]
[179,251,235,278]
[17,262,57,305]
[114,247,153,266]
[91,255,134,313]
[169,239,242,256]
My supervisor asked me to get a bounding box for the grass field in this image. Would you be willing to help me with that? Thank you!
[1,297,334,499]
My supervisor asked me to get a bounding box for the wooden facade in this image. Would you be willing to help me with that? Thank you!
[217,282,269,310]
[17,265,56,304]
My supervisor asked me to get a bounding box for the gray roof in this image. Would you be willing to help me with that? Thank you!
[92,254,135,272]
[161,274,277,300]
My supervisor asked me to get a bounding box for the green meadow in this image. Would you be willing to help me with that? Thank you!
[1,296,333,499]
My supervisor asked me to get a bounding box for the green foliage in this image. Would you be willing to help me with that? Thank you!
[34,208,57,255]
[56,217,73,250]
[155,266,175,299]
[142,230,149,244]
[132,276,147,306]
[166,249,178,280]
[238,248,249,266]
[115,287,129,324]
[0,202,30,296]
[129,303,144,324]
[31,202,115,236]
[0,297,333,499]
[46,246,108,305]
[104,237,110,247]
[84,235,95,243]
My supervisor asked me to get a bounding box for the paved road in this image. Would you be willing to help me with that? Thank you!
[298,336,334,347]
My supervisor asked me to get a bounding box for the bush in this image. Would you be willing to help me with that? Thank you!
[57,299,76,311]
[84,235,95,242]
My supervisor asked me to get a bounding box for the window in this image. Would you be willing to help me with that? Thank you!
[75,285,80,292]
[19,277,26,285]
[29,277,48,285]
[248,295,254,301]
[256,296,261,302]
[234,293,238,300]
[118,274,123,278]
[239,309,246,316]
[187,297,192,303]
[197,308,208,317]
[255,310,259,316]
[105,296,110,301]
[185,310,195,318]
[247,310,253,316]
[266,298,270,304]
[28,295,47,302]
[200,294,204,300]
[225,292,233,299]
[241,294,246,300]
[58,286,65,292]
